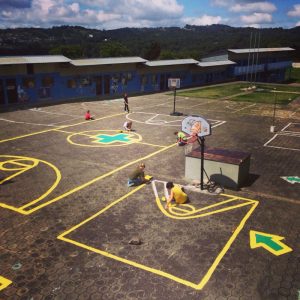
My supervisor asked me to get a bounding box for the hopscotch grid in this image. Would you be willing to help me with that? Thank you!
[281,122,300,134]
[264,132,300,152]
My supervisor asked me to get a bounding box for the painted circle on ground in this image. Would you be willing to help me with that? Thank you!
[67,130,142,147]
[0,155,61,211]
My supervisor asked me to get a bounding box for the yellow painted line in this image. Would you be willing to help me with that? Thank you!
[197,200,259,289]
[58,187,259,290]
[169,204,196,215]
[137,141,166,148]
[58,184,200,289]
[0,203,24,213]
[58,184,145,238]
[19,143,176,214]
[53,129,77,134]
[0,157,39,185]
[158,196,252,219]
[0,155,61,213]
[159,198,256,220]
[0,276,12,291]
[0,112,125,144]
[59,235,200,289]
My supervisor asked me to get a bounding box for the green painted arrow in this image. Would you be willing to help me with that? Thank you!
[250,230,292,256]
[281,176,300,184]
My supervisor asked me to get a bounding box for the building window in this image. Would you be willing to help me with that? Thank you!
[42,76,54,87]
[27,64,34,75]
[67,79,77,88]
[22,77,35,88]
[141,75,148,85]
[81,77,92,86]
[151,74,158,84]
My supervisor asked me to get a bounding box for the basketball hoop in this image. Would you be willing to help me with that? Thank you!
[168,78,181,115]
[168,78,180,89]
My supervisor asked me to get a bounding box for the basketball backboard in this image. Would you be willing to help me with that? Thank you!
[182,115,211,137]
[168,78,180,89]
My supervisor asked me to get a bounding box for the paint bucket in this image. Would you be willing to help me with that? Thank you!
[270,125,275,133]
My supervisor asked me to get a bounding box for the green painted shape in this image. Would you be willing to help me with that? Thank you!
[287,176,300,183]
[255,234,283,251]
[95,133,131,143]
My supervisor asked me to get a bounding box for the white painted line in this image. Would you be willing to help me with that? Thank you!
[263,134,278,147]
[264,133,300,151]
[0,118,57,127]
[264,145,300,152]
[281,123,292,132]
[29,108,81,117]
[51,116,83,125]
[232,103,256,113]
[126,112,226,129]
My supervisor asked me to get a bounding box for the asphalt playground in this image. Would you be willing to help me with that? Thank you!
[0,88,300,300]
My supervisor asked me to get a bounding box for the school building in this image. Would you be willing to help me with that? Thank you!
[0,47,294,107]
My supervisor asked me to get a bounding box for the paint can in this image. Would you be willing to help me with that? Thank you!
[270,125,275,133]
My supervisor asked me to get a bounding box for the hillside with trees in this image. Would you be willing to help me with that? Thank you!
[0,24,299,61]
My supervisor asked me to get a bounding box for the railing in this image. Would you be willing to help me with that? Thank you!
[266,61,292,71]
[233,64,265,76]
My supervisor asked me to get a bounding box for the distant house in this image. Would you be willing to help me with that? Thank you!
[0,47,294,106]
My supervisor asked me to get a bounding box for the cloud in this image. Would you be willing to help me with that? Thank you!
[230,2,276,13]
[0,0,185,29]
[241,12,272,24]
[287,4,300,17]
[0,0,32,9]
[211,0,230,6]
[212,0,258,7]
[183,15,222,26]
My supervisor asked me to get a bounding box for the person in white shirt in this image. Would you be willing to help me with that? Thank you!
[123,120,133,131]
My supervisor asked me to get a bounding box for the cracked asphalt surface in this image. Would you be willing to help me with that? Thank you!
[0,88,300,299]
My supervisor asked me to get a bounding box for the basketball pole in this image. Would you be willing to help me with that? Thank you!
[197,136,205,190]
[173,88,176,114]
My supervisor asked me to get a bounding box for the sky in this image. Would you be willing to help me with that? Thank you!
[0,0,299,30]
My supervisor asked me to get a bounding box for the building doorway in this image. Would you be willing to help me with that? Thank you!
[0,80,5,105]
[6,79,18,104]
[104,75,110,95]
[95,76,103,96]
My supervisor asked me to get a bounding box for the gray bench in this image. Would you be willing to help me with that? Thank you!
[185,147,251,190]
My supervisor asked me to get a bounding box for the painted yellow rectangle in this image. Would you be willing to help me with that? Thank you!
[58,186,258,290]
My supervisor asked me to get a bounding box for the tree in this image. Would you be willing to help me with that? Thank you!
[143,41,161,60]
[99,41,131,57]
[49,45,83,58]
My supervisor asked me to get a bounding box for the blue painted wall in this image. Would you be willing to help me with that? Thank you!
[0,59,292,106]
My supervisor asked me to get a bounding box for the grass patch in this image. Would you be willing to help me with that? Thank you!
[232,91,296,105]
[286,67,300,83]
[177,83,246,99]
[177,82,300,105]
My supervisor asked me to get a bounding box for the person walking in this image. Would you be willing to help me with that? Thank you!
[124,93,130,113]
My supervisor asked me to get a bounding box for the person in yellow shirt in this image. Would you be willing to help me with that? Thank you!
[165,182,188,209]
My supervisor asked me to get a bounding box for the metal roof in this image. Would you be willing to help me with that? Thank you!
[198,60,236,67]
[228,47,295,54]
[71,57,147,66]
[292,62,300,68]
[144,59,199,67]
[0,55,71,65]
